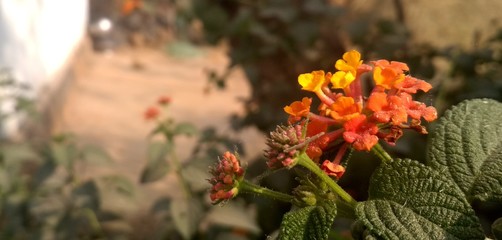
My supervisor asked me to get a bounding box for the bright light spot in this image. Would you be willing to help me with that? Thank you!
[97,18,112,32]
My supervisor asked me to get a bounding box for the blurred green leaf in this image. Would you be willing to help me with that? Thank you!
[493,217,502,239]
[49,142,78,170]
[72,181,100,211]
[140,142,170,183]
[174,122,198,137]
[170,198,203,240]
[81,145,113,166]
[206,202,261,235]
[101,175,135,198]
[181,157,211,192]
[0,143,40,165]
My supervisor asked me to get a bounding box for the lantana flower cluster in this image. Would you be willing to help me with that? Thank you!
[277,50,437,177]
[208,151,245,204]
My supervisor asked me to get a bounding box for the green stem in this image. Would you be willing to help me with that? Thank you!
[167,139,192,199]
[370,143,393,163]
[239,180,294,203]
[296,152,357,208]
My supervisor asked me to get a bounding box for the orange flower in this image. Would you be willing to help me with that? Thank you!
[367,92,408,125]
[284,97,312,118]
[144,106,160,120]
[400,93,437,122]
[331,50,362,89]
[343,115,379,151]
[372,60,409,89]
[298,70,327,92]
[329,96,361,122]
[321,160,345,179]
[121,0,142,15]
[394,75,432,93]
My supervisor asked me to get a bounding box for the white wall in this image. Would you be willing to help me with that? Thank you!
[0,0,88,137]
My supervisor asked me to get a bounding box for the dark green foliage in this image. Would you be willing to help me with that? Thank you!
[279,201,337,240]
[355,158,484,240]
[427,99,502,203]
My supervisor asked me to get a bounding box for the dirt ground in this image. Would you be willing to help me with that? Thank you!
[52,43,266,211]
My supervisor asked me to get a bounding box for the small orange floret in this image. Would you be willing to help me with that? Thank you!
[395,76,432,93]
[367,92,407,125]
[329,96,361,122]
[372,60,409,89]
[400,93,438,122]
[321,160,345,179]
[343,115,379,151]
[284,97,312,118]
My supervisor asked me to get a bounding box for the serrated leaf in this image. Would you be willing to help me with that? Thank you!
[355,158,484,240]
[140,142,170,183]
[427,99,502,202]
[206,202,261,234]
[174,122,198,136]
[279,202,337,240]
[170,198,203,240]
[493,217,502,239]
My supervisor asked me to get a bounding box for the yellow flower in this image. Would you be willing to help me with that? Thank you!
[298,70,326,92]
[330,71,355,89]
[331,50,362,89]
[335,50,362,73]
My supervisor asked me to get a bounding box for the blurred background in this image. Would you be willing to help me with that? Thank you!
[1,0,502,239]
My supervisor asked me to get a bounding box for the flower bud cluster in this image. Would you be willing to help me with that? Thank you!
[208,151,244,204]
[264,124,304,169]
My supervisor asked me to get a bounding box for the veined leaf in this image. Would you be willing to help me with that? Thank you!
[278,201,337,240]
[427,99,502,203]
[355,158,483,240]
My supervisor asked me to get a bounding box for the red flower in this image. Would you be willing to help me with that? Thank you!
[343,115,379,151]
[144,106,160,120]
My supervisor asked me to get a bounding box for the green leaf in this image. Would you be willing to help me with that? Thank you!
[174,122,198,136]
[279,201,337,240]
[180,157,212,192]
[427,99,502,202]
[355,158,484,240]
[72,180,100,211]
[170,198,203,240]
[81,145,113,166]
[140,142,170,183]
[470,142,502,203]
[493,217,502,239]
